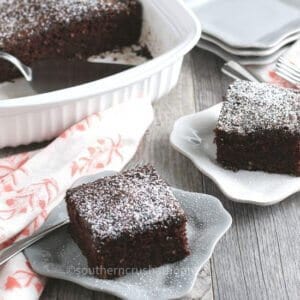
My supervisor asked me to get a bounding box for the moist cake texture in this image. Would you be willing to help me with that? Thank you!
[66,165,190,279]
[0,0,142,82]
[215,80,300,175]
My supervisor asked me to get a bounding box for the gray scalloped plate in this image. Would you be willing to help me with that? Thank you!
[24,172,231,300]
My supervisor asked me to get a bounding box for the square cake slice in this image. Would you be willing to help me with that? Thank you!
[215,80,300,176]
[66,165,190,279]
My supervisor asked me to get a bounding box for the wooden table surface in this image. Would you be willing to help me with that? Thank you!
[2,49,299,300]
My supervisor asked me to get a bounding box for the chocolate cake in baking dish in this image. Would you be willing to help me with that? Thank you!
[215,80,300,176]
[66,165,190,279]
[0,0,142,82]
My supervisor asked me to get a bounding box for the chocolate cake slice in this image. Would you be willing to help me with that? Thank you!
[215,80,300,176]
[66,165,190,279]
[0,0,142,82]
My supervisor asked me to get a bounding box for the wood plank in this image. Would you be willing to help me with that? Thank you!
[191,48,300,300]
[41,279,94,300]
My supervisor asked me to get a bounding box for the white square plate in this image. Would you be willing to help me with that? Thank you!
[187,0,300,49]
[170,103,300,205]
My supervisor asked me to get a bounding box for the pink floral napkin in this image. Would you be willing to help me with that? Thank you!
[0,100,154,300]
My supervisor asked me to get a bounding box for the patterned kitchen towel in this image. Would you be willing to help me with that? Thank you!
[0,99,154,300]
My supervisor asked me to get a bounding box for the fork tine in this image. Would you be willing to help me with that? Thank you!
[275,54,300,85]
[277,58,300,76]
[275,69,299,85]
[276,62,300,80]
[276,66,300,81]
[278,57,300,74]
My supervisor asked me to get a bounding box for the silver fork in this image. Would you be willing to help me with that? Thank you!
[275,56,300,85]
[0,201,70,267]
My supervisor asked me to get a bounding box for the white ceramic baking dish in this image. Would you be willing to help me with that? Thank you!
[0,0,201,148]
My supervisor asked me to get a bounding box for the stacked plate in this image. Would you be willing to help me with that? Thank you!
[186,0,300,65]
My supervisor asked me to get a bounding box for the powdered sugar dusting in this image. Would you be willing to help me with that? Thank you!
[0,0,137,44]
[217,80,300,135]
[66,165,186,242]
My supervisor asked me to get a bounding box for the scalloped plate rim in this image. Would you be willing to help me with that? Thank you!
[24,174,232,299]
